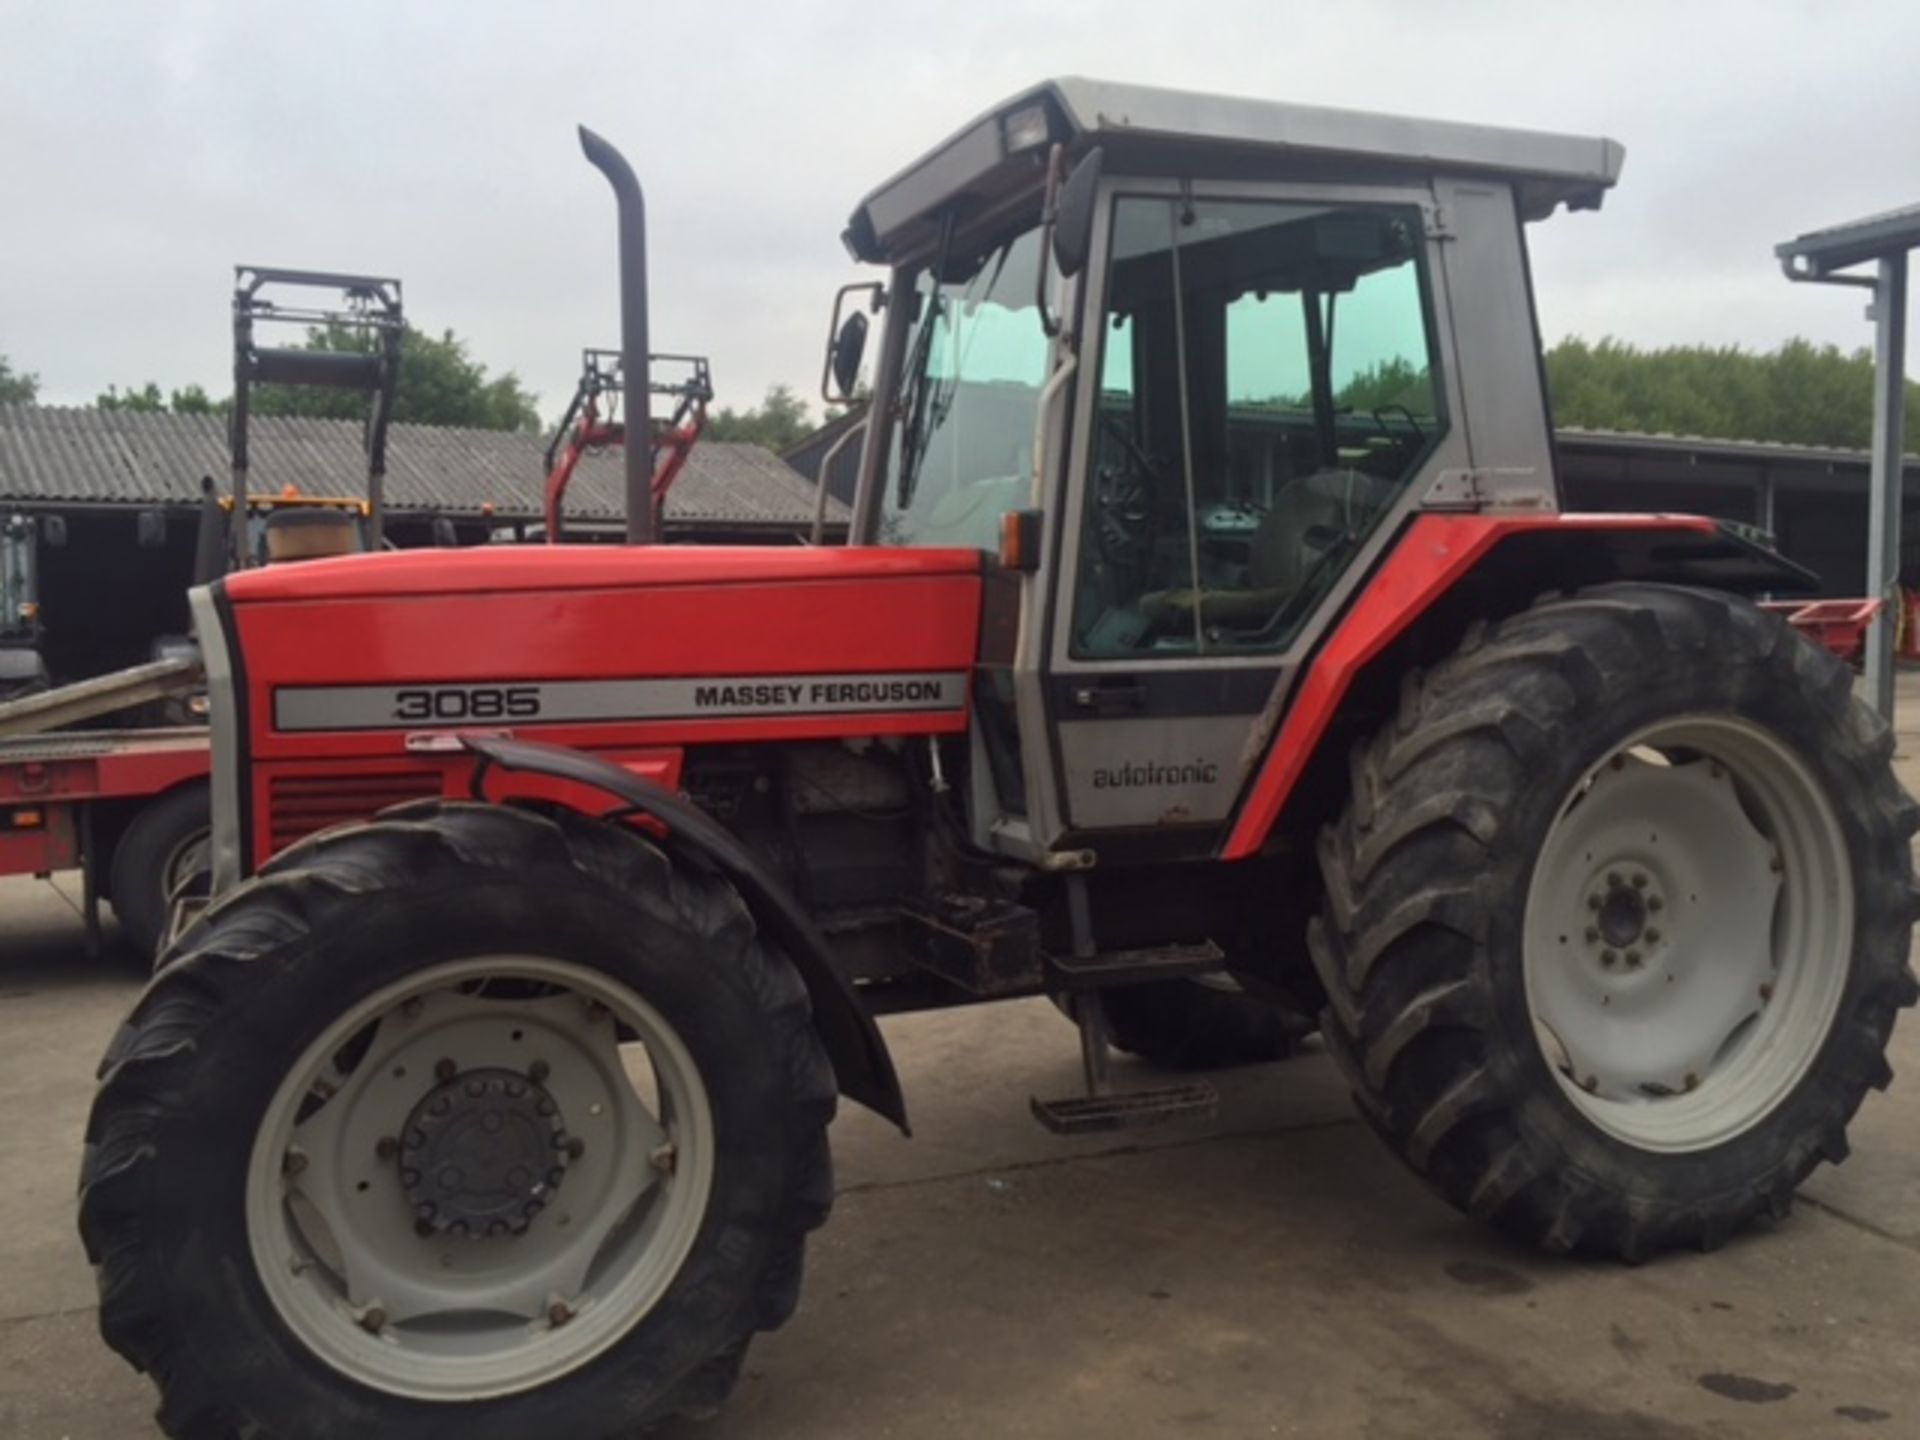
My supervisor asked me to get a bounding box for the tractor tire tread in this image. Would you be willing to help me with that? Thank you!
[1313,583,1915,1259]
[81,801,834,1440]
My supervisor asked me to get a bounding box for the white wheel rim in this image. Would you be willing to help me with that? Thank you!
[246,955,716,1400]
[1522,715,1852,1153]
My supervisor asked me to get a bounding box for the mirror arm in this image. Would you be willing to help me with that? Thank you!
[1034,144,1065,339]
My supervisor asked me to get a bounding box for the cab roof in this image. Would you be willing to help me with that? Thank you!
[845,77,1625,263]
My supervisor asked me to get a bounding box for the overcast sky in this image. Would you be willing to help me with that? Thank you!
[4,0,1917,424]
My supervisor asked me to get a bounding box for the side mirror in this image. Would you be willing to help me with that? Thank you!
[1052,146,1104,279]
[830,312,868,400]
[821,281,884,405]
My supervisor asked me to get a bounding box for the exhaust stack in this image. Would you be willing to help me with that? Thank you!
[578,126,656,545]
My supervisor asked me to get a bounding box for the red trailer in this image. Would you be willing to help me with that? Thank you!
[0,725,211,957]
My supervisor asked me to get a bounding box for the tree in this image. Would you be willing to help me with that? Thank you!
[0,356,38,405]
[705,384,814,452]
[247,323,541,432]
[96,382,214,415]
[1542,337,1920,449]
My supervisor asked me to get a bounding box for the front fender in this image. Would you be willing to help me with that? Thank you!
[465,735,908,1134]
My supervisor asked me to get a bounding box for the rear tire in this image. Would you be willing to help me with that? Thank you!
[108,782,211,961]
[1311,584,1918,1259]
[80,801,836,1439]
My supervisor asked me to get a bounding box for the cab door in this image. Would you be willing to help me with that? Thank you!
[1027,178,1467,856]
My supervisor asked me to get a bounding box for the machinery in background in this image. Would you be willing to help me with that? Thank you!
[225,266,403,566]
[0,270,408,959]
[0,512,51,700]
[541,346,711,541]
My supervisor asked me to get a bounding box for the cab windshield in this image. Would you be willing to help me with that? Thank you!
[880,224,1048,549]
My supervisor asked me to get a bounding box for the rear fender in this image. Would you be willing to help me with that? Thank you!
[465,735,908,1134]
[1222,513,1814,861]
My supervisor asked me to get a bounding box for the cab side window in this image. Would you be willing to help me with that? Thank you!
[1071,198,1444,659]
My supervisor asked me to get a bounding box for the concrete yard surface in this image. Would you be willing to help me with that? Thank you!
[5,688,1920,1438]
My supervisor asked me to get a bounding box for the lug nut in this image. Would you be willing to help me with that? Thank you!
[401,997,424,1020]
[414,1217,435,1237]
[435,1057,458,1083]
[1648,895,1664,913]
[1587,894,1602,912]
[358,1307,388,1335]
[1580,1074,1599,1093]
[650,1143,678,1175]
[1624,949,1641,969]
[548,1301,574,1328]
[1770,853,1784,875]
[565,1137,587,1161]
[1631,872,1647,889]
[528,1060,551,1084]
[376,1136,400,1161]
[1645,928,1661,944]
[1759,982,1775,1002]
[1607,870,1622,888]
[1683,1071,1700,1092]
[1601,950,1618,968]
[1585,926,1600,944]
[283,1149,308,1177]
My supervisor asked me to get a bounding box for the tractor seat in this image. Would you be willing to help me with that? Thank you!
[1141,468,1388,633]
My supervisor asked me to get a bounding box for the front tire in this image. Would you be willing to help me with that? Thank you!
[1311,585,1918,1259]
[79,801,835,1438]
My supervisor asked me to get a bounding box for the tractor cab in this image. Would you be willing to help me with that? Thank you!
[830,78,1620,860]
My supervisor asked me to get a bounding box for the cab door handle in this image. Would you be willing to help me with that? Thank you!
[1071,679,1146,717]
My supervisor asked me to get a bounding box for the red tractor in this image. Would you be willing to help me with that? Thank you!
[81,80,1916,1439]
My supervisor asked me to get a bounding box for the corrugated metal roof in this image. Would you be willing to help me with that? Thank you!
[0,404,847,529]
[1557,426,1920,469]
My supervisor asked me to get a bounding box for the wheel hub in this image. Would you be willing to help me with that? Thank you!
[1594,876,1649,950]
[400,1067,570,1237]
[1582,866,1665,970]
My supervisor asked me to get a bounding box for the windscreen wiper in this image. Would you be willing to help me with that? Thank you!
[894,215,956,512]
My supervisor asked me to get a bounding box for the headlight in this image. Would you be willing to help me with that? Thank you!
[1001,103,1051,154]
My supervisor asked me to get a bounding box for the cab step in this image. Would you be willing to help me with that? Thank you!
[1029,1082,1218,1136]
[1044,938,1225,991]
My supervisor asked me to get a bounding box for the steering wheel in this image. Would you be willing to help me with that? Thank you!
[1092,415,1163,576]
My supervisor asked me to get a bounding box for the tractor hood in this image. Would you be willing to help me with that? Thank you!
[201,542,985,880]
[220,542,981,603]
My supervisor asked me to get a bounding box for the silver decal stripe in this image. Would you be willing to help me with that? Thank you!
[273,672,971,733]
